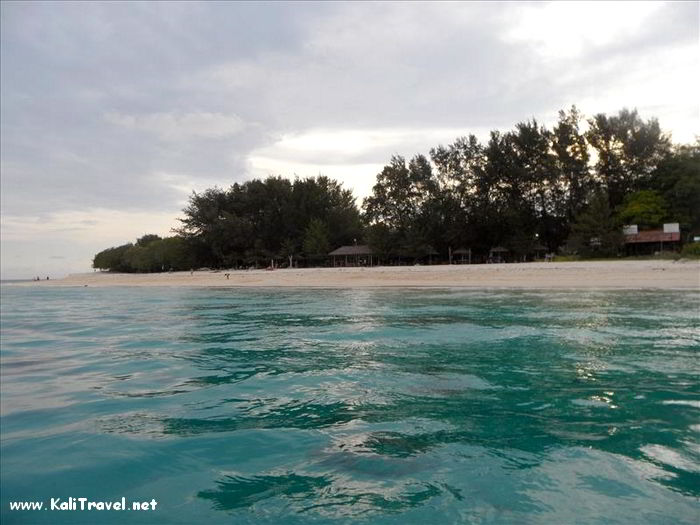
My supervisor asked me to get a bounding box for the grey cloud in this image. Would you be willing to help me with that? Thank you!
[1,1,317,217]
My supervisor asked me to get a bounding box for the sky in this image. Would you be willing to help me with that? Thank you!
[1,1,698,279]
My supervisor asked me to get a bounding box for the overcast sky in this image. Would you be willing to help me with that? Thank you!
[1,1,698,279]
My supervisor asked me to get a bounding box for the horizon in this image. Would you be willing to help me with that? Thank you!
[1,1,698,280]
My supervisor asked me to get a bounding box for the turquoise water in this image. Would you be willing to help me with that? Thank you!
[1,286,698,524]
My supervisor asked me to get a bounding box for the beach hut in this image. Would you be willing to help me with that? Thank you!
[623,223,681,255]
[531,243,548,260]
[328,245,374,267]
[489,246,509,263]
[424,245,439,265]
[452,247,472,264]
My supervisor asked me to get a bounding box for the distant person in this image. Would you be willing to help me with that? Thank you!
[46,276,49,280]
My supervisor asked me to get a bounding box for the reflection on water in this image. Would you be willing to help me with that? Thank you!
[1,287,698,523]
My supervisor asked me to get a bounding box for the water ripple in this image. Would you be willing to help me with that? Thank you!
[1,286,698,523]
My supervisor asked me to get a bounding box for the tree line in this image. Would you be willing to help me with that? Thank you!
[93,106,699,272]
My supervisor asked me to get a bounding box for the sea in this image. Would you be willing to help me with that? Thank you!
[1,285,698,524]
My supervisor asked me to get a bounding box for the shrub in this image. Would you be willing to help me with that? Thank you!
[681,242,700,258]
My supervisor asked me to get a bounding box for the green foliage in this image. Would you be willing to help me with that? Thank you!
[617,190,668,229]
[363,154,445,255]
[566,191,623,257]
[585,108,671,209]
[302,218,330,257]
[92,244,133,271]
[92,237,194,272]
[175,176,361,268]
[365,223,395,262]
[681,242,700,258]
[279,238,297,257]
[552,106,592,222]
[135,234,162,247]
[648,143,700,232]
[279,238,298,267]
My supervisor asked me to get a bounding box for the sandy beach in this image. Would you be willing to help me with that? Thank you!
[25,260,700,289]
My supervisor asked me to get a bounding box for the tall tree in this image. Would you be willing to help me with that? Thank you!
[176,176,361,267]
[552,106,593,223]
[566,190,622,257]
[648,143,700,234]
[303,218,331,259]
[586,108,671,209]
[363,155,439,254]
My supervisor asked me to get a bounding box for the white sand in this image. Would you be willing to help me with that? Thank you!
[27,260,700,289]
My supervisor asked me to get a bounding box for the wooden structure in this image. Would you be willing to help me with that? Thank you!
[329,245,374,267]
[452,247,472,264]
[531,243,548,260]
[623,223,681,254]
[424,246,439,265]
[489,246,509,263]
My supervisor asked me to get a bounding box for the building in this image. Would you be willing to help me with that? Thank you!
[451,247,472,264]
[328,245,374,267]
[489,246,509,263]
[623,223,681,254]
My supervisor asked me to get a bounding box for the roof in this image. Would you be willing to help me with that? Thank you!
[328,245,373,256]
[490,246,509,253]
[453,248,471,254]
[624,230,680,244]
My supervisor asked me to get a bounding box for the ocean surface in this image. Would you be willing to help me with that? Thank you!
[1,286,698,524]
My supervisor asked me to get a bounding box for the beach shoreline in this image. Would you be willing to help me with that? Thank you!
[18,260,700,290]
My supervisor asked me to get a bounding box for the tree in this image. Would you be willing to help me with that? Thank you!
[175,176,362,268]
[617,190,668,229]
[158,237,196,271]
[429,135,485,253]
[510,119,564,249]
[135,234,162,247]
[586,108,671,209]
[362,156,414,231]
[362,154,441,257]
[95,105,688,268]
[552,106,593,223]
[279,238,298,268]
[648,143,700,233]
[365,223,395,263]
[566,190,622,257]
[303,218,330,259]
[92,243,133,271]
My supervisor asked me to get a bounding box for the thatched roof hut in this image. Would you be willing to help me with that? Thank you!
[328,245,372,256]
[328,245,374,266]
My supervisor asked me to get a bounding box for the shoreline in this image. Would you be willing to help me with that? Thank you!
[16,260,700,290]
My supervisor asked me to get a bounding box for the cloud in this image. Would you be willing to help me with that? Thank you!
[504,1,665,59]
[105,111,247,141]
[1,209,179,243]
[248,126,495,200]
